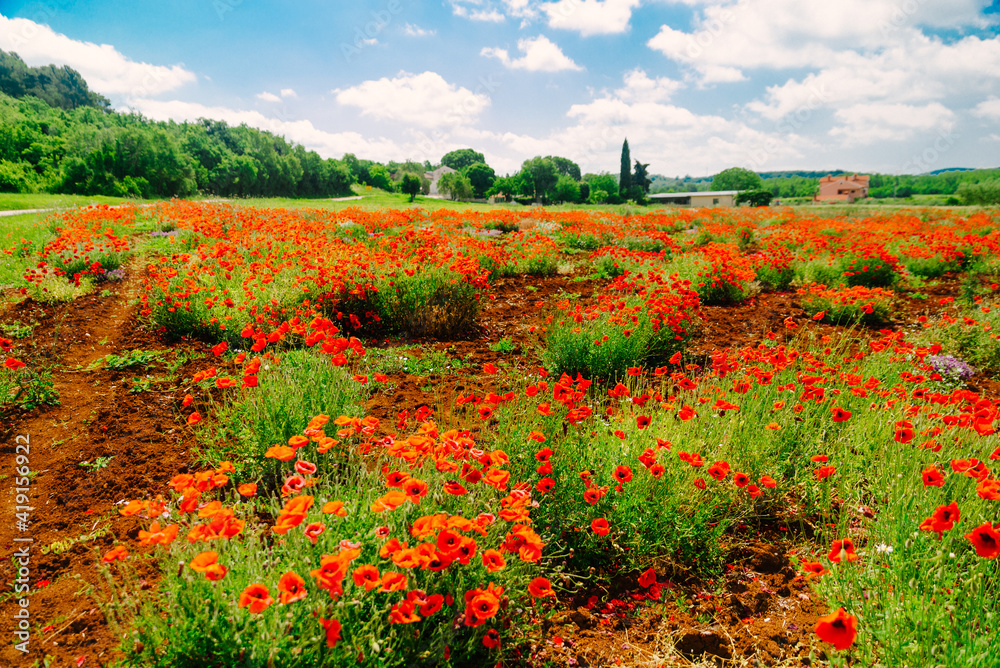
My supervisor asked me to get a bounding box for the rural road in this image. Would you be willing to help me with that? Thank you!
[0,208,54,216]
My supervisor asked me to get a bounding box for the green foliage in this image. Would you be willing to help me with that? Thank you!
[7,365,60,410]
[204,349,365,485]
[489,338,516,354]
[440,148,486,171]
[543,296,689,382]
[521,156,558,203]
[462,162,496,199]
[437,171,474,201]
[374,268,481,339]
[711,167,762,192]
[400,173,422,202]
[956,179,1000,205]
[736,189,774,207]
[100,349,163,371]
[0,91,351,199]
[0,49,110,110]
[549,174,581,204]
[619,139,631,196]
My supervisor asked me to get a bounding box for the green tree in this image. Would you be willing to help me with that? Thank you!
[438,171,474,200]
[400,173,422,202]
[548,156,581,181]
[462,162,496,199]
[440,148,486,172]
[366,164,393,191]
[522,156,558,203]
[550,174,581,203]
[633,160,651,194]
[485,175,518,202]
[619,139,632,197]
[736,189,774,207]
[711,167,762,191]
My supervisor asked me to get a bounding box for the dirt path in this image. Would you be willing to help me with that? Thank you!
[1,266,204,667]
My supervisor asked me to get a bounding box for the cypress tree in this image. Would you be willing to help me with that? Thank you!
[619,139,631,196]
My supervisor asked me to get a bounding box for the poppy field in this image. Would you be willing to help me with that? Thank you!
[2,200,1000,667]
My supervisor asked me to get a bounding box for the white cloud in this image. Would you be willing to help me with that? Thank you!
[617,69,684,103]
[0,14,196,97]
[451,2,506,22]
[829,102,955,145]
[256,91,281,102]
[334,71,491,128]
[403,23,436,37]
[542,0,642,36]
[481,35,583,72]
[973,97,1000,120]
[280,88,297,98]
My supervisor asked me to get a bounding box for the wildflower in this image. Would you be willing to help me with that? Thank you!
[304,522,326,544]
[278,571,308,604]
[965,522,1000,559]
[591,518,610,537]
[264,445,296,461]
[352,565,382,591]
[814,607,857,650]
[528,577,556,599]
[239,583,274,613]
[800,560,828,578]
[482,549,506,572]
[322,500,347,516]
[638,567,656,588]
[102,545,129,563]
[636,415,651,429]
[830,406,852,422]
[921,465,944,488]
[188,551,219,573]
[613,465,633,484]
[187,412,202,427]
[319,617,341,648]
[536,477,555,494]
[828,538,858,563]
[733,472,750,488]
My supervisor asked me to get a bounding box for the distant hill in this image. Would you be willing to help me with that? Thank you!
[0,49,110,110]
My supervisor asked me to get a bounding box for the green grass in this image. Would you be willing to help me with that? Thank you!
[0,193,137,211]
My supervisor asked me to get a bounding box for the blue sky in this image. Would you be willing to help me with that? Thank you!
[1,0,999,177]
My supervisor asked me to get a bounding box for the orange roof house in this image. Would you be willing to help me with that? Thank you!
[814,174,870,203]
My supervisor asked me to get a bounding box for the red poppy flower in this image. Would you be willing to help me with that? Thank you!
[3,357,25,370]
[482,549,507,572]
[636,415,651,429]
[815,607,857,650]
[482,628,501,649]
[965,522,1000,558]
[638,567,657,588]
[102,545,129,563]
[828,538,858,563]
[319,617,341,648]
[528,576,556,598]
[733,472,750,488]
[187,411,202,427]
[707,461,730,481]
[830,406,852,422]
[278,571,308,604]
[591,518,610,536]
[239,583,274,614]
[613,465,633,484]
[759,475,777,488]
[352,565,382,591]
[800,560,828,578]
[536,477,555,494]
[921,465,944,488]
